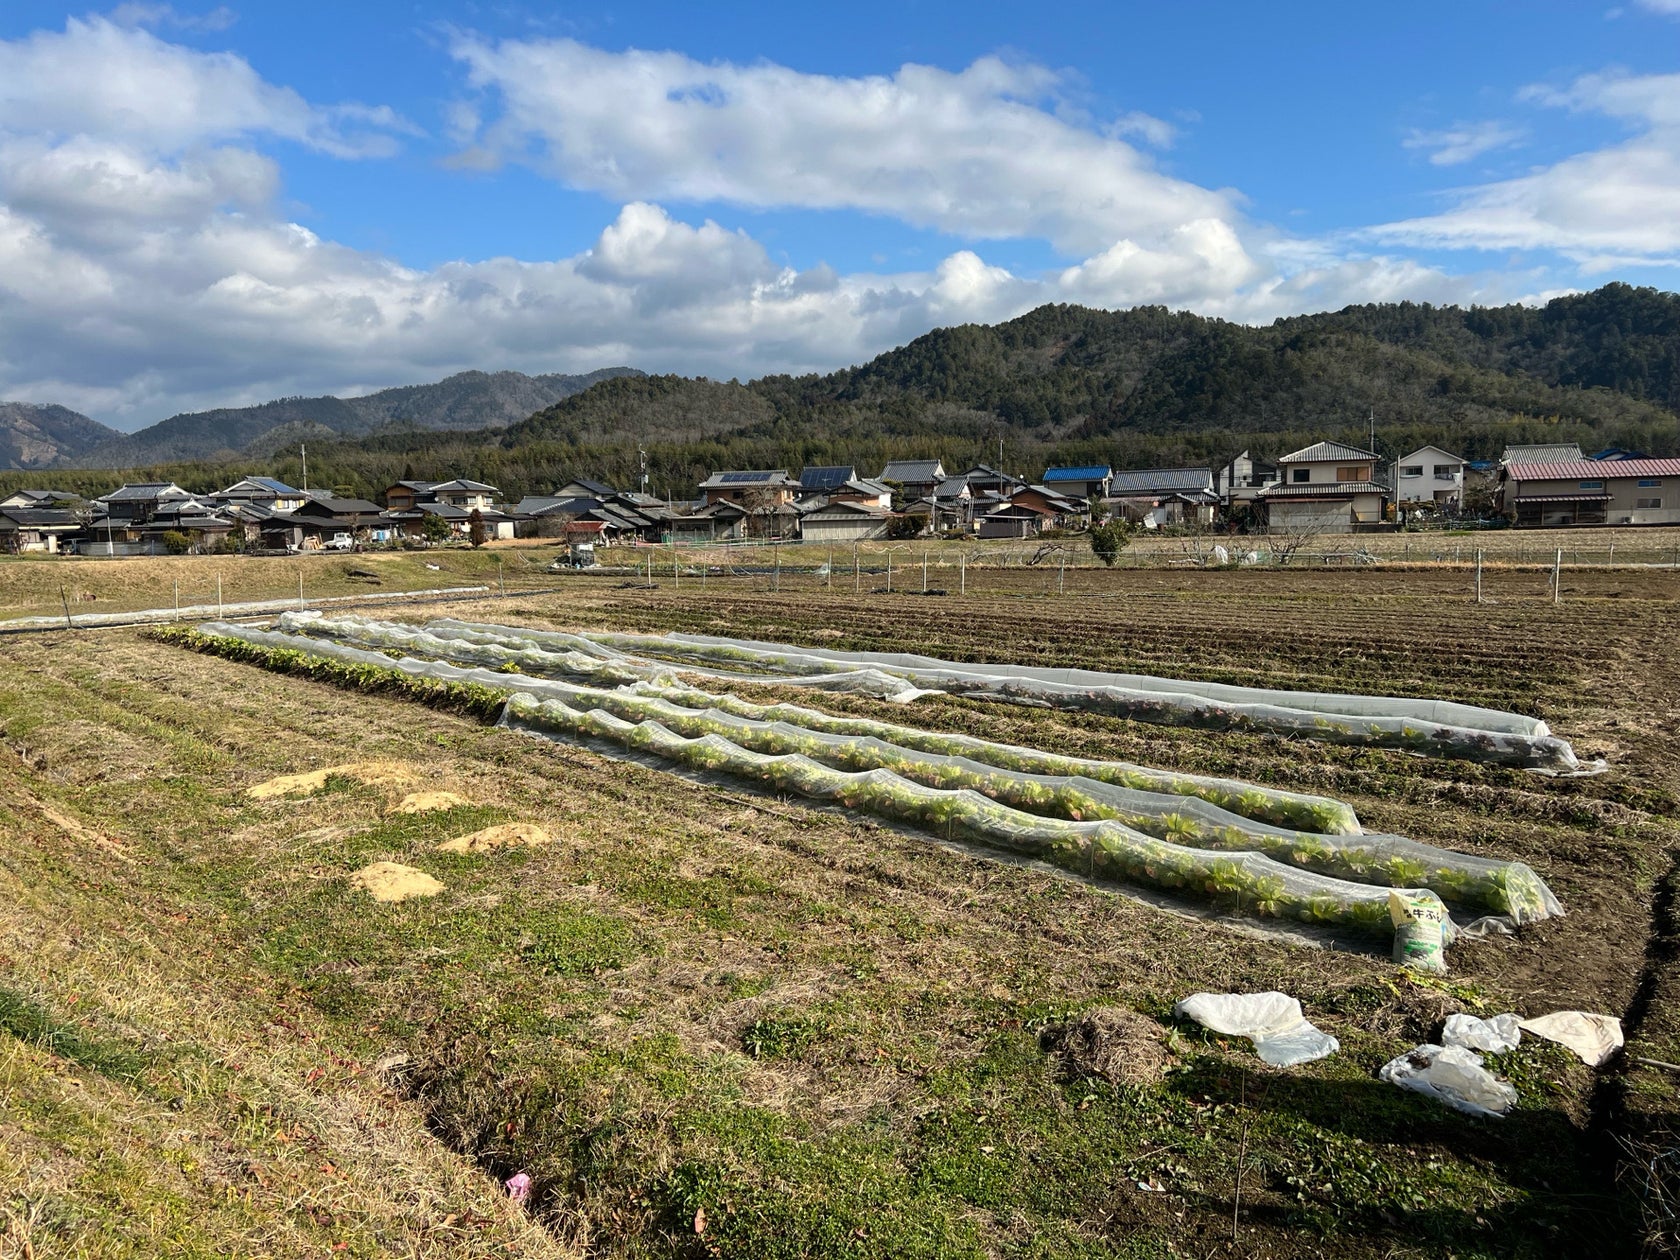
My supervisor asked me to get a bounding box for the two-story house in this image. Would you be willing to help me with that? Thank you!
[1395,446,1465,508]
[1500,457,1680,527]
[1257,442,1389,534]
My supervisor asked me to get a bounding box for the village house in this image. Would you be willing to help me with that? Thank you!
[1499,456,1680,527]
[1041,465,1113,500]
[211,476,307,512]
[0,506,79,553]
[1394,446,1465,508]
[697,469,799,508]
[878,460,947,503]
[1109,468,1217,525]
[1257,441,1389,534]
[953,464,1025,497]
[1213,451,1275,505]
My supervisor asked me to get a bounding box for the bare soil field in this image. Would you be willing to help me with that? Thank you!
[1,566,1677,1258]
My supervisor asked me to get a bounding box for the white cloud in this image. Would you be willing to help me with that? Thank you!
[447,37,1236,258]
[1402,120,1525,166]
[1635,0,1680,14]
[0,17,413,157]
[1374,70,1680,263]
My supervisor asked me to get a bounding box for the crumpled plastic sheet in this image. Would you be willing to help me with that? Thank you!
[572,629,1600,774]
[1173,992,1339,1067]
[1518,1011,1624,1067]
[1441,1012,1522,1054]
[1379,1044,1518,1118]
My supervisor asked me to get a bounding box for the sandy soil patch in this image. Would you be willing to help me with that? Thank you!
[349,861,445,902]
[435,822,552,853]
[246,761,419,800]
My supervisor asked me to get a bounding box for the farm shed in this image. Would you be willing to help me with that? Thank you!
[977,505,1043,538]
[798,501,892,544]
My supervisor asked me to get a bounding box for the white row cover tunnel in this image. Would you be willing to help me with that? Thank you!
[191,614,1570,960]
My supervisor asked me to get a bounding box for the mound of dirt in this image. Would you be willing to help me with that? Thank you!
[386,791,472,816]
[435,822,552,854]
[247,761,419,800]
[350,861,444,902]
[1040,1006,1172,1087]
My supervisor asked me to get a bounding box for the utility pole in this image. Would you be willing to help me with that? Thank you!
[638,445,649,497]
[301,444,308,491]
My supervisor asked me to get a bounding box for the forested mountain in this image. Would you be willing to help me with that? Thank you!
[69,367,644,468]
[0,402,118,470]
[14,283,1678,504]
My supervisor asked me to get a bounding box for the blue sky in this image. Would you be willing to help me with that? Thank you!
[2,1,1678,429]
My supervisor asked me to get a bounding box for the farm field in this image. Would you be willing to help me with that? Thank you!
[1,569,1678,1257]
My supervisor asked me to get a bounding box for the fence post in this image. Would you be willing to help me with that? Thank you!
[498,558,505,594]
[1553,547,1562,605]
[960,552,966,595]
[854,542,860,593]
[922,551,928,593]
[828,550,833,589]
[217,572,223,618]
[298,571,304,611]
[1058,555,1065,594]
[1609,542,1615,567]
[1475,549,1483,604]
[60,584,72,630]
[886,552,892,593]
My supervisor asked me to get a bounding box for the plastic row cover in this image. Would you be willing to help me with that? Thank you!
[262,615,1561,922]
[284,613,1361,834]
[210,620,1555,933]
[563,628,1594,774]
[499,691,1454,945]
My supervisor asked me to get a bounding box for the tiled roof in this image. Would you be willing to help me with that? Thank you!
[1276,441,1379,464]
[1505,458,1680,481]
[429,478,499,493]
[102,482,187,501]
[1108,467,1213,496]
[565,477,616,495]
[1042,465,1112,482]
[879,460,946,482]
[1501,443,1583,466]
[1258,480,1388,498]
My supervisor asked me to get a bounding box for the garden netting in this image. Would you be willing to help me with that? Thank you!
[200,616,1565,942]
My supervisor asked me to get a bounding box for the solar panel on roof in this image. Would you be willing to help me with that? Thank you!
[721,471,773,484]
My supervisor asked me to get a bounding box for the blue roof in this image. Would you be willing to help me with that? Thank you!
[1043,465,1112,482]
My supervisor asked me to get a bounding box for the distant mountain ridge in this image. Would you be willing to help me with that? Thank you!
[68,367,644,468]
[0,402,120,471]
